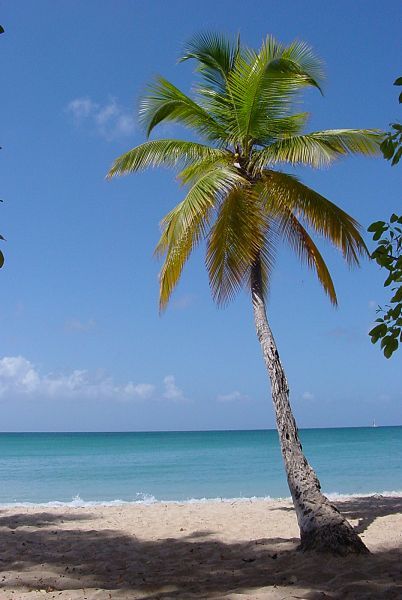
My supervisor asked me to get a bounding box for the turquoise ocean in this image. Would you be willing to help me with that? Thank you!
[0,427,400,505]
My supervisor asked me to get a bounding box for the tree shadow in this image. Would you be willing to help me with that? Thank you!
[0,510,93,529]
[271,495,402,535]
[0,498,400,599]
[334,495,402,534]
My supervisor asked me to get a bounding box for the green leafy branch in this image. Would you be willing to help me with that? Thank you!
[380,77,402,166]
[368,214,402,358]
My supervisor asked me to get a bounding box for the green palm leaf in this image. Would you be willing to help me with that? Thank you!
[206,188,267,305]
[225,36,323,147]
[275,210,337,304]
[139,77,226,140]
[251,129,382,171]
[179,32,239,93]
[253,112,309,146]
[269,39,324,92]
[107,139,227,178]
[157,166,248,309]
[258,170,368,264]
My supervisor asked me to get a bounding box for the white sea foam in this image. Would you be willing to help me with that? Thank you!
[0,490,401,508]
[326,490,402,501]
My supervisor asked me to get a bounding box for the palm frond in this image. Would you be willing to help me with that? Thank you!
[225,35,323,147]
[179,32,239,93]
[253,113,309,146]
[269,39,324,92]
[206,188,267,305]
[157,166,248,309]
[258,170,368,265]
[177,153,231,185]
[275,210,337,304]
[107,139,227,178]
[139,76,226,140]
[251,129,382,172]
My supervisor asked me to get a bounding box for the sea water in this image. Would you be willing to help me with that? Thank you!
[0,427,400,505]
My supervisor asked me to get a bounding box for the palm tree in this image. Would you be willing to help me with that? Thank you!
[108,33,381,554]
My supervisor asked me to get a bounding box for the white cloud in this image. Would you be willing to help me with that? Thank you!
[162,375,187,402]
[0,357,193,405]
[65,318,97,333]
[67,97,98,119]
[121,382,155,400]
[302,391,314,401]
[0,356,154,401]
[216,390,249,403]
[66,96,135,140]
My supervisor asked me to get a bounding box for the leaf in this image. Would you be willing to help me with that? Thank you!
[157,166,248,309]
[257,170,367,266]
[0,250,4,268]
[139,76,226,140]
[179,32,238,94]
[273,210,337,305]
[391,146,402,166]
[384,272,395,287]
[369,323,387,344]
[253,129,382,171]
[390,286,402,303]
[222,35,324,146]
[380,138,396,160]
[394,77,402,86]
[107,140,227,178]
[367,220,386,232]
[383,337,398,358]
[373,229,385,241]
[206,188,267,305]
[389,304,402,319]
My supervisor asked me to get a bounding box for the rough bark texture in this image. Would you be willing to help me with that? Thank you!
[251,259,369,555]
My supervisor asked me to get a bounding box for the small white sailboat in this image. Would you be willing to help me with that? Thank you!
[372,419,377,428]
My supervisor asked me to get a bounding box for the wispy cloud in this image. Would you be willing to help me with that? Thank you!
[301,391,314,401]
[67,97,97,119]
[0,356,160,402]
[216,390,249,403]
[66,96,135,140]
[65,318,97,333]
[162,375,187,402]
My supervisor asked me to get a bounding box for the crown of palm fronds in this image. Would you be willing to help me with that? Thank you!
[108,32,383,310]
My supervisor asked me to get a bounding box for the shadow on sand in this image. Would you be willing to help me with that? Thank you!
[0,496,401,599]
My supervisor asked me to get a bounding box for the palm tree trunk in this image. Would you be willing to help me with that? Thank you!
[250,259,368,554]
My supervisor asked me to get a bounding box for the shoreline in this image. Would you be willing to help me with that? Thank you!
[1,488,401,508]
[0,495,401,598]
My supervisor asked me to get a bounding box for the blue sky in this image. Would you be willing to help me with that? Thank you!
[1,0,401,431]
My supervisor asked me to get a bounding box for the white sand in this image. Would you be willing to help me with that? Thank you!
[0,495,401,599]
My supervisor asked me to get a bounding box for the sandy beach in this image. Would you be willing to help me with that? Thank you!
[0,495,400,599]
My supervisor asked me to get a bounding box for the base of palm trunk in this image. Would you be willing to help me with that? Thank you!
[299,522,369,555]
